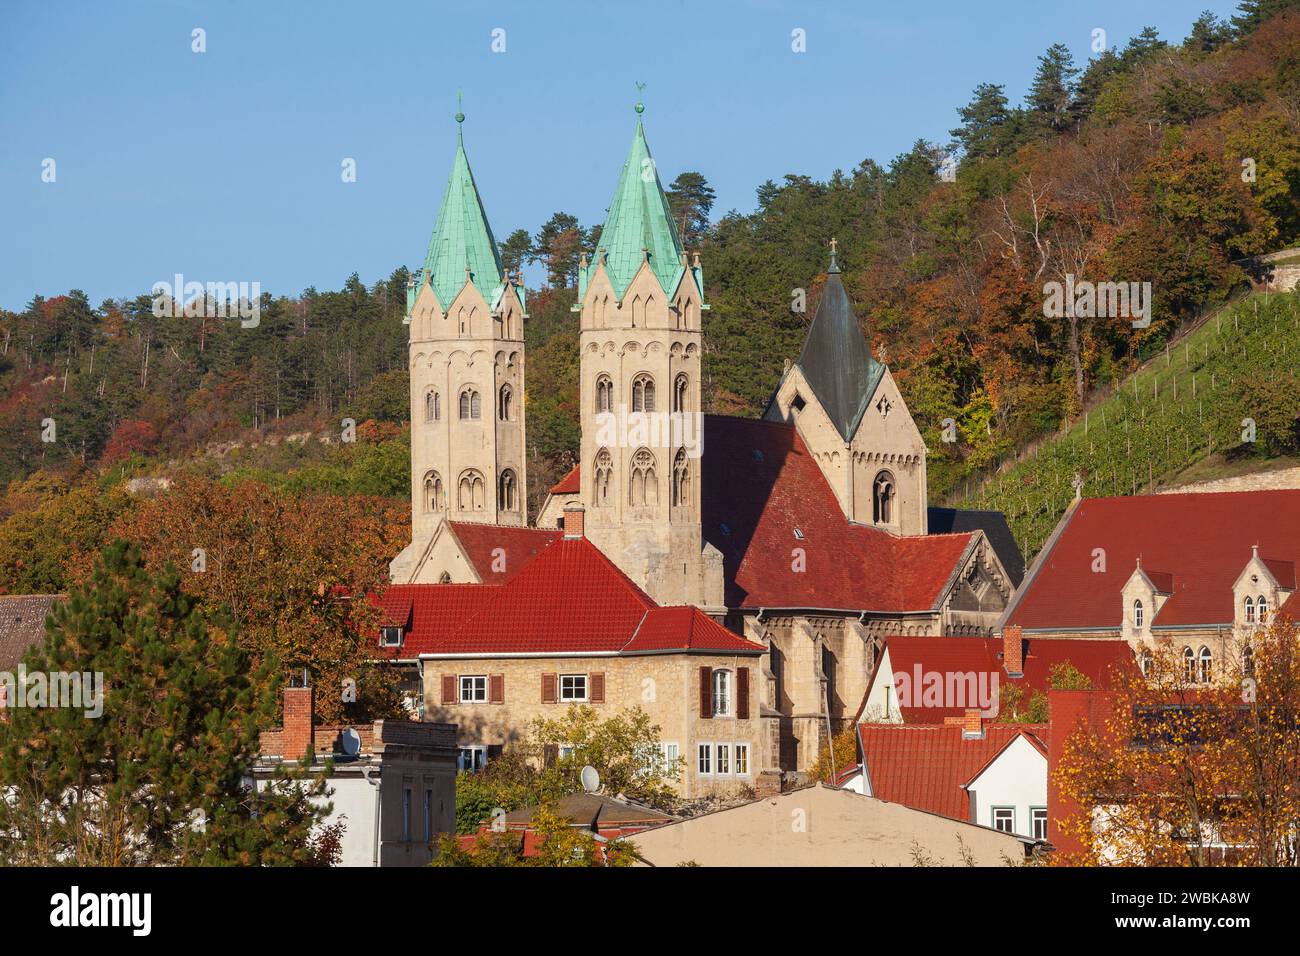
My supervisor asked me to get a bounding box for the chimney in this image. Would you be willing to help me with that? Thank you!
[1002,624,1024,678]
[961,708,983,739]
[562,502,586,540]
[282,683,314,761]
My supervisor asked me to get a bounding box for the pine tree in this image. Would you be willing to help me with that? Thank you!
[498,228,532,278]
[665,172,716,245]
[951,83,1014,160]
[0,541,331,865]
[1026,43,1080,134]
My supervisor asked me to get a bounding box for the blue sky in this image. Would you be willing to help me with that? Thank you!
[0,0,1241,310]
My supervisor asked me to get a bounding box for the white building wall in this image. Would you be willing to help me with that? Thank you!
[964,735,1047,838]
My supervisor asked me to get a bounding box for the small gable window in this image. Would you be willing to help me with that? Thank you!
[1133,599,1143,629]
[873,471,895,525]
[1245,596,1255,624]
[1258,595,1269,623]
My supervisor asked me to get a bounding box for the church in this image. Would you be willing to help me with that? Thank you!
[378,103,1021,784]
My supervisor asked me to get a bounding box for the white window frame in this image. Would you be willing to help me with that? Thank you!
[559,673,588,702]
[992,807,1015,833]
[712,669,732,717]
[459,674,487,704]
[379,625,403,647]
[1132,600,1143,629]
[697,742,712,776]
[734,742,750,776]
[662,742,680,767]
[457,745,487,772]
[558,744,576,761]
[1031,807,1048,841]
[715,742,731,775]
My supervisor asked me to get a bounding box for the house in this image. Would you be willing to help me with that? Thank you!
[378,505,771,798]
[1001,490,1300,683]
[857,627,1134,723]
[628,783,1032,866]
[458,791,675,860]
[845,720,1050,841]
[254,684,459,867]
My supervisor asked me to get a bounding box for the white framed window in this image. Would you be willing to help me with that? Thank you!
[457,745,486,772]
[1031,807,1047,841]
[734,742,750,776]
[558,744,576,761]
[1245,596,1255,624]
[697,742,712,776]
[712,669,732,717]
[560,674,588,702]
[715,743,731,775]
[1198,646,1213,684]
[379,625,403,648]
[662,742,680,766]
[992,807,1015,833]
[1258,595,1269,623]
[1132,599,1143,629]
[460,675,487,703]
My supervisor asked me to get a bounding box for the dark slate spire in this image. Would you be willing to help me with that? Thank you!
[794,240,884,442]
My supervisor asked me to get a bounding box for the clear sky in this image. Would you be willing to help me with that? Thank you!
[0,0,1241,310]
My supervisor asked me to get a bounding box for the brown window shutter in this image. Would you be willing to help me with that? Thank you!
[489,674,504,704]
[699,666,713,717]
[441,674,456,705]
[541,673,557,704]
[737,666,750,720]
[590,672,605,703]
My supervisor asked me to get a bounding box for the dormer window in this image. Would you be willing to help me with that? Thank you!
[380,626,404,648]
[1245,596,1255,624]
[1133,599,1144,629]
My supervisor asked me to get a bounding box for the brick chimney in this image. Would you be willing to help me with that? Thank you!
[282,684,314,760]
[1002,624,1024,678]
[562,502,586,540]
[961,708,983,739]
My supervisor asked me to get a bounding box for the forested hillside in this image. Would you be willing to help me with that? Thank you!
[2,1,1299,593]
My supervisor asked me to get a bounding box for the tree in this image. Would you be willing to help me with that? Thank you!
[1185,11,1232,53]
[1026,43,1080,134]
[432,802,634,867]
[951,83,1015,161]
[498,228,532,278]
[530,212,584,288]
[666,172,716,245]
[1054,618,1300,866]
[0,541,332,865]
[807,727,858,782]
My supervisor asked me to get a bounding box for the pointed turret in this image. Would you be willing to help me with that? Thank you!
[418,111,505,311]
[794,240,884,442]
[581,103,700,302]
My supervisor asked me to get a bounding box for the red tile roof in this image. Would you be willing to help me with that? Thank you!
[858,723,1048,821]
[1046,689,1120,855]
[873,635,1134,723]
[1006,491,1300,630]
[527,416,981,612]
[700,415,975,610]
[1281,589,1300,619]
[549,465,581,495]
[448,522,561,584]
[375,536,764,657]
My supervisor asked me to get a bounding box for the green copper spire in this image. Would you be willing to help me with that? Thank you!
[419,110,504,310]
[583,103,690,301]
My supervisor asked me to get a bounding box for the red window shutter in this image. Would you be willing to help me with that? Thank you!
[441,674,456,705]
[489,674,504,704]
[699,666,713,717]
[590,672,605,703]
[737,667,750,720]
[541,673,557,704]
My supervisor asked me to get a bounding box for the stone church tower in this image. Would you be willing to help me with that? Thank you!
[575,104,723,608]
[764,243,929,535]
[390,112,527,583]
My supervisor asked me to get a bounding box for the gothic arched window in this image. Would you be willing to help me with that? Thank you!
[438,572,452,584]
[1139,649,1153,677]
[629,448,657,507]
[459,387,481,421]
[1258,595,1269,623]
[873,470,896,525]
[594,448,613,507]
[673,373,688,413]
[632,374,656,413]
[672,448,690,507]
[1133,599,1144,629]
[458,470,485,511]
[596,375,613,414]
[498,469,517,512]
[498,384,513,422]
[1198,646,1213,684]
[1183,646,1196,683]
[423,471,443,512]
[425,389,440,423]
[1245,596,1255,624]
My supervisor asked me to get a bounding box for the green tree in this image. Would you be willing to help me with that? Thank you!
[951,83,1015,161]
[666,171,716,245]
[499,228,533,278]
[1026,43,1079,134]
[0,541,331,865]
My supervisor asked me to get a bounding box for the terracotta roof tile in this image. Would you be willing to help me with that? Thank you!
[448,522,561,584]
[0,594,64,670]
[549,465,581,495]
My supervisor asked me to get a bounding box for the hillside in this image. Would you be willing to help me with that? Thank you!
[948,291,1300,558]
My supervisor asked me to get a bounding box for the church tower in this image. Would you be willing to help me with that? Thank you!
[391,110,527,583]
[575,103,722,608]
[764,242,928,535]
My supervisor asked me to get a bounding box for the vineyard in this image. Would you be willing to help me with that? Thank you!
[947,291,1300,560]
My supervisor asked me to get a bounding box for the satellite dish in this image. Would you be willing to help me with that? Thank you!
[340,727,362,758]
[580,765,600,793]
